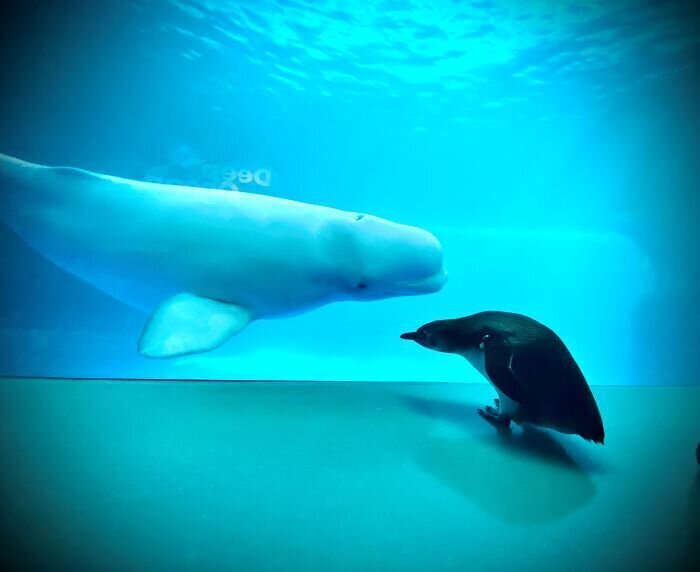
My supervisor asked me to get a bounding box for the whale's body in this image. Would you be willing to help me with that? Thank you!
[0,154,446,357]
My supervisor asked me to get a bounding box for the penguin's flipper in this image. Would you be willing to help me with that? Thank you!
[483,335,528,404]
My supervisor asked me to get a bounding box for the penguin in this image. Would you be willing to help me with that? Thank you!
[401,311,605,444]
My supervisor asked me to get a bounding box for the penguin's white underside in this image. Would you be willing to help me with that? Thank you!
[461,347,521,417]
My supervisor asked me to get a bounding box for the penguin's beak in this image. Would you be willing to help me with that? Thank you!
[400,331,418,341]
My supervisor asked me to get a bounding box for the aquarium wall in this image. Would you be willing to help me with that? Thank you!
[1,0,699,384]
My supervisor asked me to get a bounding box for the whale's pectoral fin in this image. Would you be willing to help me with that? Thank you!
[138,293,251,358]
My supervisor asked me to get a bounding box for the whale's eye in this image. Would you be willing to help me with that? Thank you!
[354,214,365,221]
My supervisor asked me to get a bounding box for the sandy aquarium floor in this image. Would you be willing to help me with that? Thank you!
[0,379,698,571]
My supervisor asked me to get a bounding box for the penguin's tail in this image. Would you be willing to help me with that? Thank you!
[579,420,605,444]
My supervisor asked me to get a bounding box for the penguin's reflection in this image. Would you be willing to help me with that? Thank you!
[400,395,598,525]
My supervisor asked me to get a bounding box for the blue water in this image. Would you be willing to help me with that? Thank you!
[0,0,699,383]
[1,3,700,571]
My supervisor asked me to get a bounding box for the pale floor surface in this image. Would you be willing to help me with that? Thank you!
[0,379,698,571]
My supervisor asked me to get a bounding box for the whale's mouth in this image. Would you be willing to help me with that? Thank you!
[392,269,448,295]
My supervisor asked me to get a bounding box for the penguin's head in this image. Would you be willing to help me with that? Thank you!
[400,318,482,354]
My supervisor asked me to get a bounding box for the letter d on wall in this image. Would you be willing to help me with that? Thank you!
[255,169,272,187]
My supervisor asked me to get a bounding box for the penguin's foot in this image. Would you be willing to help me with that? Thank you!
[484,405,499,416]
[477,406,511,428]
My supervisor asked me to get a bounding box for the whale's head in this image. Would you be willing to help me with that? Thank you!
[325,213,447,301]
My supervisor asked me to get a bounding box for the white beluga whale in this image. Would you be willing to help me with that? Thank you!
[0,154,447,358]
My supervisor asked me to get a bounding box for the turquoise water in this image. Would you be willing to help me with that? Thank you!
[0,0,698,382]
[0,1,699,570]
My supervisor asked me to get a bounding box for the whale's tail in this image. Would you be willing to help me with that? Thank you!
[0,153,44,204]
[0,153,39,179]
[0,154,100,220]
[0,153,116,203]
[0,154,38,217]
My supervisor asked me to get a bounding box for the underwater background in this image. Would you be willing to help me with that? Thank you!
[1,2,700,572]
[0,0,699,384]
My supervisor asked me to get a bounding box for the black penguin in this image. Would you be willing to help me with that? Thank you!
[401,311,605,444]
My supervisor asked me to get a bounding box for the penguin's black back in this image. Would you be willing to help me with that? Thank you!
[462,312,605,443]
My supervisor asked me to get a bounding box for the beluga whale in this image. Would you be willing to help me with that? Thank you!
[0,154,447,358]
